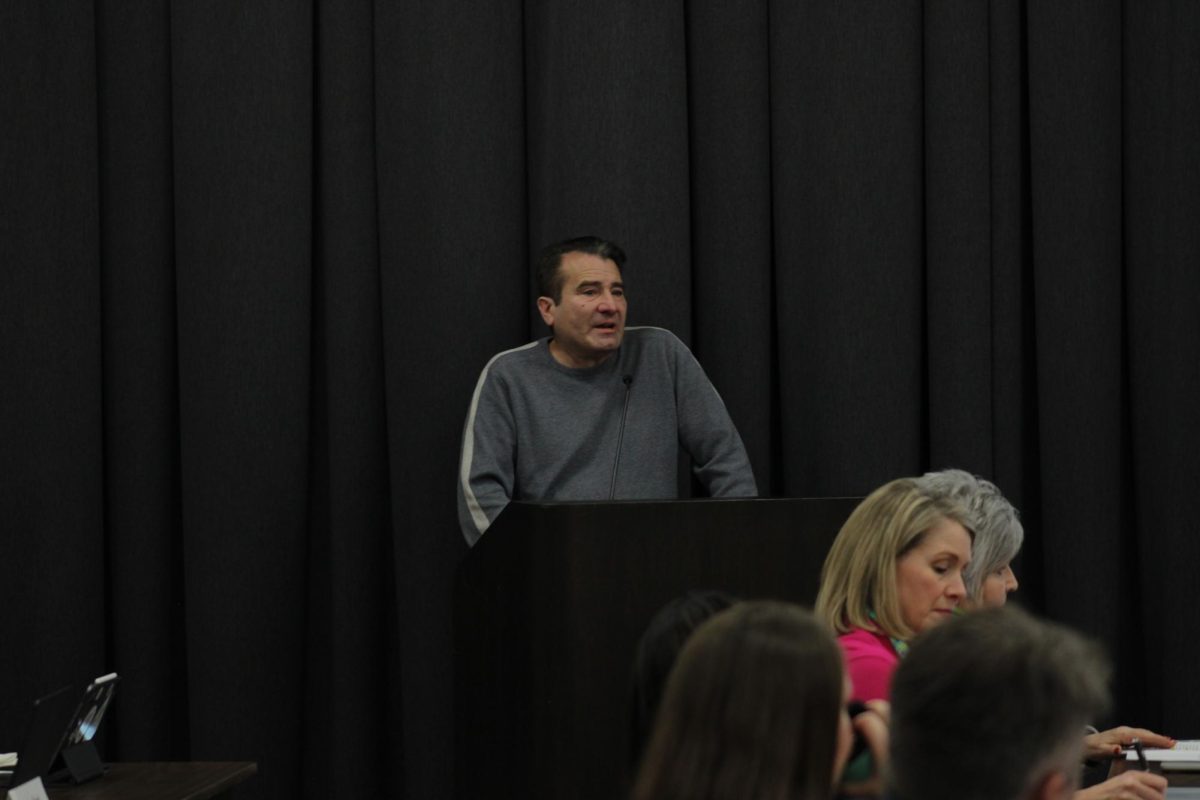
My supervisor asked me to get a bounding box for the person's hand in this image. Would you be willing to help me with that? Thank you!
[1074,770,1167,800]
[1083,727,1176,761]
[840,700,889,797]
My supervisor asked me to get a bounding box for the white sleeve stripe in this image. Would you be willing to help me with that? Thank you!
[460,341,539,539]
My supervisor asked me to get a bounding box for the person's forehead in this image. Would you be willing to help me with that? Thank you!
[560,251,623,284]
[909,519,971,555]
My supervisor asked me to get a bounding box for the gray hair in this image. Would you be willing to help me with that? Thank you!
[890,607,1111,800]
[914,469,1023,602]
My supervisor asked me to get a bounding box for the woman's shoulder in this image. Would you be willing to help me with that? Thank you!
[837,628,897,661]
[838,628,899,702]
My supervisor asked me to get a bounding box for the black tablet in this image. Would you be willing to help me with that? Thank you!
[62,673,119,748]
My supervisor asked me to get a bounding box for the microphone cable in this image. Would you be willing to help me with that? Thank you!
[608,374,633,499]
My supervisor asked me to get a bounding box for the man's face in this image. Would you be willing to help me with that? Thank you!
[537,251,626,368]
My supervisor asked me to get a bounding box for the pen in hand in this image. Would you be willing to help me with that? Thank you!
[1132,737,1148,771]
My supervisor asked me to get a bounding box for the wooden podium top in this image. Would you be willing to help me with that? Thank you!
[47,762,257,800]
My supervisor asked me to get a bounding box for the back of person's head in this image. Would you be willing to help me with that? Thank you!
[815,477,970,639]
[629,590,737,770]
[914,469,1024,602]
[632,601,844,800]
[890,607,1111,800]
[534,235,627,304]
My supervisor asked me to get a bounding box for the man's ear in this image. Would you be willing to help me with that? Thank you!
[1029,768,1073,800]
[537,296,556,327]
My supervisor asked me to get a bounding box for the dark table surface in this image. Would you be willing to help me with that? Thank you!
[47,762,257,800]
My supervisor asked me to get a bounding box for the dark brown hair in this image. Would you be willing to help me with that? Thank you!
[629,590,737,771]
[534,235,627,303]
[632,601,844,800]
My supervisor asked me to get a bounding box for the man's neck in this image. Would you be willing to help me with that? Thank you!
[548,338,613,370]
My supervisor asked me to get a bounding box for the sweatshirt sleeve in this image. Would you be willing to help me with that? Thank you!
[457,362,517,546]
[672,339,758,497]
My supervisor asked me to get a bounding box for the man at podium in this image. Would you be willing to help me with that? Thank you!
[456,236,757,546]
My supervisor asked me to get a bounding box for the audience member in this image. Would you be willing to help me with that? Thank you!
[915,468,1173,800]
[890,606,1142,800]
[815,478,972,701]
[632,601,886,800]
[629,590,736,770]
[914,468,1022,607]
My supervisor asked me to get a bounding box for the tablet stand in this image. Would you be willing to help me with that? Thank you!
[60,742,104,783]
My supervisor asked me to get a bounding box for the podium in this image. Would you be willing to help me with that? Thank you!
[454,497,859,800]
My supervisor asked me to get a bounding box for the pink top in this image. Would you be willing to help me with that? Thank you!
[838,628,900,702]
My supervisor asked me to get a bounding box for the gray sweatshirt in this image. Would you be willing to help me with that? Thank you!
[457,327,757,545]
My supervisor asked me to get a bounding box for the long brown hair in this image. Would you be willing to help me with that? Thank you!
[632,602,844,800]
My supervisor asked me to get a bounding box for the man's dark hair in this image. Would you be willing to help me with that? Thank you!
[890,607,1111,800]
[535,236,627,304]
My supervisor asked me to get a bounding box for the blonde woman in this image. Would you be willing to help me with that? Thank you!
[815,478,972,702]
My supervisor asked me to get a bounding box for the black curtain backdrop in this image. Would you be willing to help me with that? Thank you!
[2,1,1199,797]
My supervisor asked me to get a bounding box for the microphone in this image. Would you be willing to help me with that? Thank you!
[608,374,634,500]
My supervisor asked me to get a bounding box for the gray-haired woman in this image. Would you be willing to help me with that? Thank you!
[916,469,1174,800]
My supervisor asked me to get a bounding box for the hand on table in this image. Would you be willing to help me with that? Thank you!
[1084,727,1176,761]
